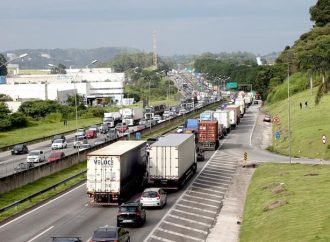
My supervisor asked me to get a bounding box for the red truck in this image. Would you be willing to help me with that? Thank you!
[198,120,219,151]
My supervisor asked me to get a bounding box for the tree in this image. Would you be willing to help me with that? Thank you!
[0,54,8,76]
[310,0,330,27]
[50,63,67,74]
[0,102,10,118]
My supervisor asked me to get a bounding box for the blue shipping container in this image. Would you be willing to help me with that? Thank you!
[0,76,6,84]
[185,119,199,132]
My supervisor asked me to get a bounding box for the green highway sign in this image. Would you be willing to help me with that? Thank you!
[226,82,238,89]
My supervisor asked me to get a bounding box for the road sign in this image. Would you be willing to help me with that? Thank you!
[322,135,326,144]
[243,152,248,161]
[272,116,280,124]
[275,131,281,140]
[226,82,238,89]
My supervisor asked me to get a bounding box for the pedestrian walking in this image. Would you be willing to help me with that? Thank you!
[299,102,302,109]
[305,101,308,107]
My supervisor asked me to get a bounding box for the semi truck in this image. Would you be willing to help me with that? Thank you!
[147,134,197,189]
[103,112,121,128]
[86,140,147,205]
[214,110,231,135]
[144,104,166,120]
[234,98,246,117]
[198,120,219,151]
[120,108,143,126]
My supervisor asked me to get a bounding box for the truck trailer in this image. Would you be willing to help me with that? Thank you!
[225,105,241,127]
[147,134,197,189]
[214,110,231,134]
[198,120,219,151]
[87,140,147,205]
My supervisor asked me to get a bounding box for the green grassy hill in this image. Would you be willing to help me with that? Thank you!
[265,83,330,160]
[240,163,330,242]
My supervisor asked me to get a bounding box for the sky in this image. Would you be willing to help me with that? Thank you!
[0,0,317,56]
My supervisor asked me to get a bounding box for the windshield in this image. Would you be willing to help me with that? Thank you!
[29,151,40,155]
[142,191,158,198]
[93,230,116,239]
[15,144,23,149]
[54,139,63,143]
[120,206,137,212]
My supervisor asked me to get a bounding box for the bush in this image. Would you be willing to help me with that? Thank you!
[9,112,28,128]
[0,117,11,131]
[44,112,63,123]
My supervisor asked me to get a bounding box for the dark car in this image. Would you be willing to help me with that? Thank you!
[99,124,109,134]
[11,144,28,155]
[52,237,82,242]
[117,202,146,227]
[115,123,129,133]
[52,134,66,143]
[90,226,130,242]
[14,162,34,172]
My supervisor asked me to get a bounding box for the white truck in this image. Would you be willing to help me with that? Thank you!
[103,112,121,128]
[86,140,147,205]
[214,110,231,135]
[225,106,239,127]
[120,108,144,126]
[147,133,197,189]
[244,94,253,107]
[235,98,246,118]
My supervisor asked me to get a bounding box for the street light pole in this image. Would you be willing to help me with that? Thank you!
[0,53,29,68]
[287,63,292,164]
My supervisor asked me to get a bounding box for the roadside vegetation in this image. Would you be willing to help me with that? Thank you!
[240,163,330,242]
[0,162,86,222]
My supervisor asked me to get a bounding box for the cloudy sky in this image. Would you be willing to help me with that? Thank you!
[0,0,317,55]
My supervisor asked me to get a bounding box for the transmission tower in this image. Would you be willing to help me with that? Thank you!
[152,31,158,70]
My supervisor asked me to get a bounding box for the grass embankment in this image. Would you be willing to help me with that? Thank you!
[0,162,86,222]
[0,117,101,148]
[240,163,330,242]
[265,87,330,160]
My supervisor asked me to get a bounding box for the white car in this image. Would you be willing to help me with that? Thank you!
[26,150,46,163]
[140,188,167,208]
[75,128,85,137]
[78,143,91,151]
[176,125,184,133]
[51,139,67,150]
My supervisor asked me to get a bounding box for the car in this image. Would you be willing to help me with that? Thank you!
[90,225,130,242]
[140,188,167,208]
[153,115,162,122]
[14,162,34,172]
[263,115,271,122]
[176,125,184,133]
[48,151,65,162]
[89,125,99,133]
[106,128,118,140]
[78,143,91,151]
[52,237,82,242]
[99,124,109,134]
[73,135,88,148]
[115,123,128,133]
[26,150,46,163]
[86,130,97,139]
[254,100,259,105]
[117,202,146,227]
[11,144,28,155]
[51,139,67,150]
[51,134,66,143]
[75,128,86,137]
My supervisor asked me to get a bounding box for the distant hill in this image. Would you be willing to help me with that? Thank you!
[1,47,139,69]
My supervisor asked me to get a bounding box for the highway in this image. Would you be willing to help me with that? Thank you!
[0,103,275,242]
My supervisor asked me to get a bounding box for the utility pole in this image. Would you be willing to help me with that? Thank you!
[152,31,158,70]
[288,63,292,164]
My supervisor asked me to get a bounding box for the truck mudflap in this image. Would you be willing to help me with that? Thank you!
[198,141,219,151]
[147,162,197,190]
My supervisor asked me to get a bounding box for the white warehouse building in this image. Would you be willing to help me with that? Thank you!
[0,68,125,105]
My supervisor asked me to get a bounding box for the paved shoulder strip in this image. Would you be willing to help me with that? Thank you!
[144,151,239,242]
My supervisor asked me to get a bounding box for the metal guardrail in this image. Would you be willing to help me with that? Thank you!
[0,170,86,214]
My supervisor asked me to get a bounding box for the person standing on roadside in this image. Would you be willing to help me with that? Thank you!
[300,102,302,109]
[305,101,308,107]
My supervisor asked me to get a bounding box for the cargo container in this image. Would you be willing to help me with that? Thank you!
[214,110,231,134]
[199,110,215,121]
[184,119,199,133]
[198,120,219,151]
[87,140,147,205]
[225,105,240,127]
[147,134,197,189]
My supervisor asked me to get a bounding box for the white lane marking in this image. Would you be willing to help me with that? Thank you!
[27,226,54,242]
[207,164,237,171]
[191,185,225,194]
[143,148,219,242]
[0,183,86,229]
[150,234,175,242]
[250,105,259,146]
[204,168,233,176]
[193,181,228,190]
[199,173,231,181]
[205,167,235,174]
[85,237,92,242]
[196,177,229,186]
[162,220,208,235]
[168,214,210,227]
[197,175,230,184]
[202,169,232,177]
[180,198,218,208]
[187,190,223,199]
[209,161,237,166]
[157,227,204,241]
[183,194,221,204]
[175,204,216,215]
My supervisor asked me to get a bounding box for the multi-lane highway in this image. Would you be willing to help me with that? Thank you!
[0,103,271,242]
